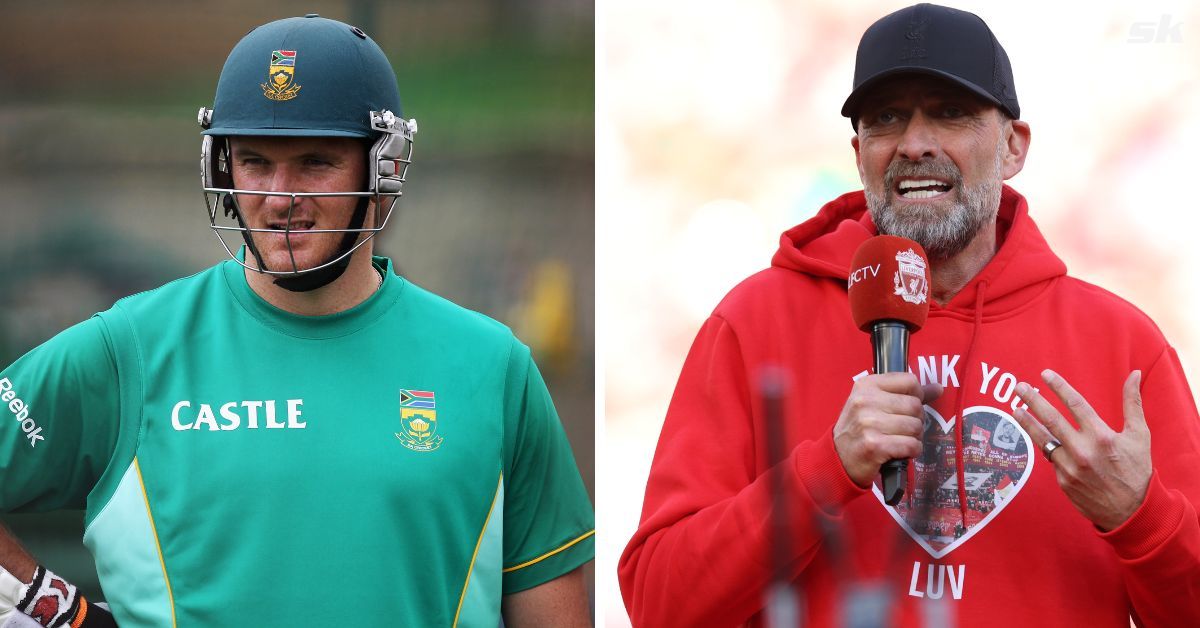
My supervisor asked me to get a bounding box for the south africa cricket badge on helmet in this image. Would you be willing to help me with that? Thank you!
[396,389,443,452]
[261,50,301,101]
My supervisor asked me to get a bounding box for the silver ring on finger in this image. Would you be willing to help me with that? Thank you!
[1041,439,1063,462]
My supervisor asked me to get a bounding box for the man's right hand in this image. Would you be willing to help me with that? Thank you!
[832,372,942,488]
[0,564,117,628]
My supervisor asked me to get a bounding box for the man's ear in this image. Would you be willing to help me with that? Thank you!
[1001,118,1031,180]
[851,133,864,180]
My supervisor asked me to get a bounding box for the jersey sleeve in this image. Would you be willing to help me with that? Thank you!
[0,316,121,513]
[499,341,595,595]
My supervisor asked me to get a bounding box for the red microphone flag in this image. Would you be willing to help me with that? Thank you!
[847,235,932,332]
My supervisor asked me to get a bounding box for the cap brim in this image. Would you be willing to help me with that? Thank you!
[202,127,370,138]
[840,66,1010,127]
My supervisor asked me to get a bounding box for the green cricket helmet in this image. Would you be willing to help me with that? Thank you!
[198,14,417,292]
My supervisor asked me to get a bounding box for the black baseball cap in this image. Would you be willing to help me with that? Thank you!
[841,3,1019,130]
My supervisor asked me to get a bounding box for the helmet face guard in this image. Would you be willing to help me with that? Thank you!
[199,109,417,276]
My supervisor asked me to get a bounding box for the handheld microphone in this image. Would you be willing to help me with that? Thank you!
[847,235,931,505]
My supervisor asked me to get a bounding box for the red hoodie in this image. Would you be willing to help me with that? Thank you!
[619,187,1200,627]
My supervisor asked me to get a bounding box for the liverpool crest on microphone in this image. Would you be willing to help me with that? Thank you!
[894,248,929,305]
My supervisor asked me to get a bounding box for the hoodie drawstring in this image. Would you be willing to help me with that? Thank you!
[954,280,988,528]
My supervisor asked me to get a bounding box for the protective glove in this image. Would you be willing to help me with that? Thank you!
[0,567,21,626]
[0,565,116,627]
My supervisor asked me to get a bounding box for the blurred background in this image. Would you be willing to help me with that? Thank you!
[600,0,1200,625]
[0,0,594,607]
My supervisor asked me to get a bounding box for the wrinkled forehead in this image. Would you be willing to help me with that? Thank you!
[858,74,997,113]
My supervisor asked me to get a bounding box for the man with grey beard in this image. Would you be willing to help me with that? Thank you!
[621,4,1200,627]
[862,125,1006,263]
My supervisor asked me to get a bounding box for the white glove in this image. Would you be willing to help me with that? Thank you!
[1,612,43,628]
[0,566,114,628]
[0,566,26,627]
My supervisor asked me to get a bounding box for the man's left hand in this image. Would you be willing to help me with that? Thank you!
[1013,369,1152,531]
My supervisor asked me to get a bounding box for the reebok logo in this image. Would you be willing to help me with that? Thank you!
[0,378,45,447]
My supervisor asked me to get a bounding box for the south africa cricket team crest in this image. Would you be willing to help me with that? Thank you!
[261,50,302,101]
[397,389,443,452]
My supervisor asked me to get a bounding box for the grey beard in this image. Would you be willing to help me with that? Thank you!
[864,149,1003,260]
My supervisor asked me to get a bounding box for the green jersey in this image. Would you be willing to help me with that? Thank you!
[0,257,594,626]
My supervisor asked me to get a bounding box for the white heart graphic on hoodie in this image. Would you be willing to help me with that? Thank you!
[872,405,1036,559]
